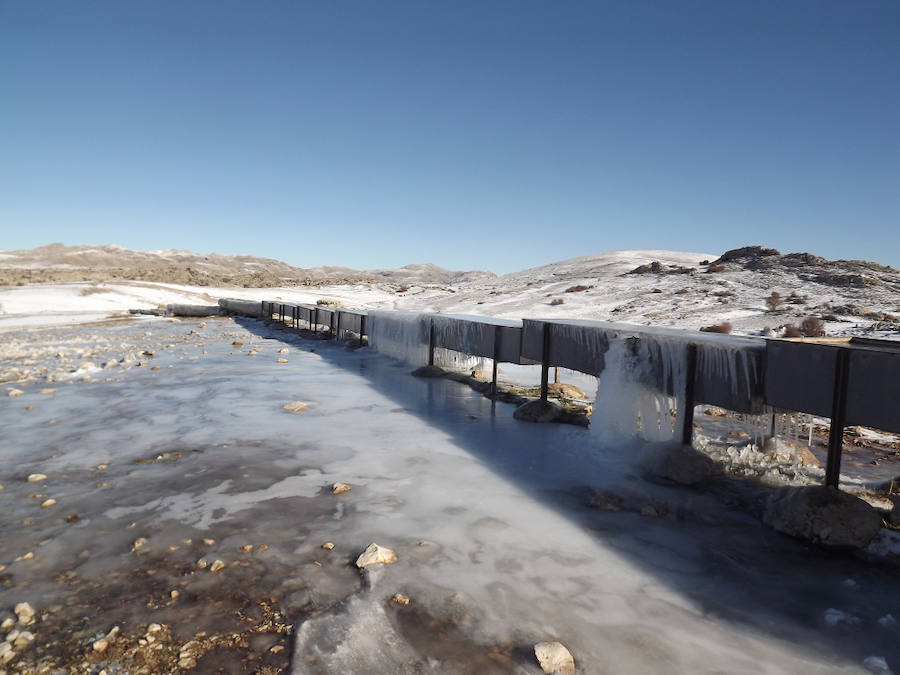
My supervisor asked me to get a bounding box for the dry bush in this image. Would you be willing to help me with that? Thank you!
[801,316,825,337]
[564,285,591,293]
[786,291,807,305]
[765,291,782,312]
[783,324,802,338]
[712,290,736,297]
[549,298,564,306]
[674,288,690,295]
[706,264,726,273]
[700,322,733,334]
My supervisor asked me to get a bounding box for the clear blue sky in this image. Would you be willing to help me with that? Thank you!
[2,1,898,273]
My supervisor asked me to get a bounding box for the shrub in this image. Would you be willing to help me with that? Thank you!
[801,316,825,337]
[674,288,689,295]
[786,291,807,305]
[765,291,782,312]
[549,298,564,306]
[396,284,410,293]
[707,264,726,273]
[783,324,802,338]
[700,322,733,334]
[564,285,591,293]
[712,290,736,297]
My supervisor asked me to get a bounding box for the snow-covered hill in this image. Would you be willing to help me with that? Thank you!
[1,245,898,339]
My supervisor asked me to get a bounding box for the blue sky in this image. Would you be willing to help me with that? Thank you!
[1,1,898,273]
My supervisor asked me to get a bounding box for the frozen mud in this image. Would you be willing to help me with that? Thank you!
[1,317,899,673]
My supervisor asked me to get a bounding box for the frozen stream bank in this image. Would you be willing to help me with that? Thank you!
[1,317,899,673]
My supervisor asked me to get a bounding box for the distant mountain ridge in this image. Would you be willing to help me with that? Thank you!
[0,243,496,288]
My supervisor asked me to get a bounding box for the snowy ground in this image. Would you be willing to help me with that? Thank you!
[2,316,900,673]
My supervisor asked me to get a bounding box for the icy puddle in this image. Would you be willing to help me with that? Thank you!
[1,317,899,674]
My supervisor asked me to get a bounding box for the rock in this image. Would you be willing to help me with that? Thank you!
[321,542,335,550]
[279,347,289,354]
[471,369,484,379]
[13,630,34,648]
[12,630,34,648]
[534,641,575,674]
[8,388,24,398]
[132,537,148,552]
[1,616,14,631]
[513,399,562,423]
[546,382,586,399]
[410,365,445,378]
[196,558,208,569]
[232,341,243,347]
[794,445,821,467]
[26,473,46,483]
[332,482,351,495]
[146,623,163,635]
[40,498,56,508]
[704,406,729,417]
[277,358,289,364]
[248,349,258,355]
[355,543,398,568]
[238,544,253,553]
[763,486,883,548]
[93,638,109,653]
[170,590,180,599]
[209,559,227,573]
[14,602,35,626]
[179,656,197,669]
[391,593,410,605]
[106,625,120,640]
[283,401,308,413]
[202,538,215,546]
[40,388,56,395]
[1,641,13,664]
[640,443,718,485]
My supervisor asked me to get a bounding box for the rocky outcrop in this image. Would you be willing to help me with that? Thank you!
[640,443,719,485]
[762,486,883,548]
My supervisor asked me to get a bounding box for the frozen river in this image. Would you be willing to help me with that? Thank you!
[1,316,899,673]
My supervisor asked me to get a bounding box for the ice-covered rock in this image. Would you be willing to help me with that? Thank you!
[410,365,445,378]
[282,401,308,413]
[534,641,575,674]
[7,388,24,398]
[640,443,718,485]
[763,486,883,548]
[547,382,586,399]
[26,473,46,483]
[332,482,352,495]
[356,543,398,568]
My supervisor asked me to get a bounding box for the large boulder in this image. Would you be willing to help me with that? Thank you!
[763,486,883,549]
[640,443,719,486]
[513,399,562,423]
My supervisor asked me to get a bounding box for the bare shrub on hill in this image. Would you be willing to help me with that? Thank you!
[801,317,826,337]
[700,322,733,334]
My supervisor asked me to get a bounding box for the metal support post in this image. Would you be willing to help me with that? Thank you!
[491,326,501,399]
[681,344,697,446]
[428,318,436,367]
[540,322,551,401]
[825,348,850,488]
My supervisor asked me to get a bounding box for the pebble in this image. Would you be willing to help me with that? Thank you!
[1,617,14,631]
[283,401,308,413]
[92,638,109,653]
[15,552,34,562]
[146,623,163,635]
[13,630,34,648]
[40,388,56,395]
[25,405,34,411]
[27,473,47,483]
[41,498,57,508]
[332,482,352,495]
[534,641,575,674]
[8,388,24,398]
[279,347,289,354]
[196,558,208,569]
[14,602,35,626]
[210,560,227,573]
[277,358,289,364]
[132,538,148,552]
[202,538,215,546]
[238,545,253,553]
[321,542,335,550]
[391,593,411,605]
[170,590,180,600]
[355,543,398,568]
[257,544,268,552]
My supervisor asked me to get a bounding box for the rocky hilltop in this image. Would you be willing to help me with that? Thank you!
[0,243,495,288]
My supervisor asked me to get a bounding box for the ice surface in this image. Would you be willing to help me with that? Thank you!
[2,317,899,672]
